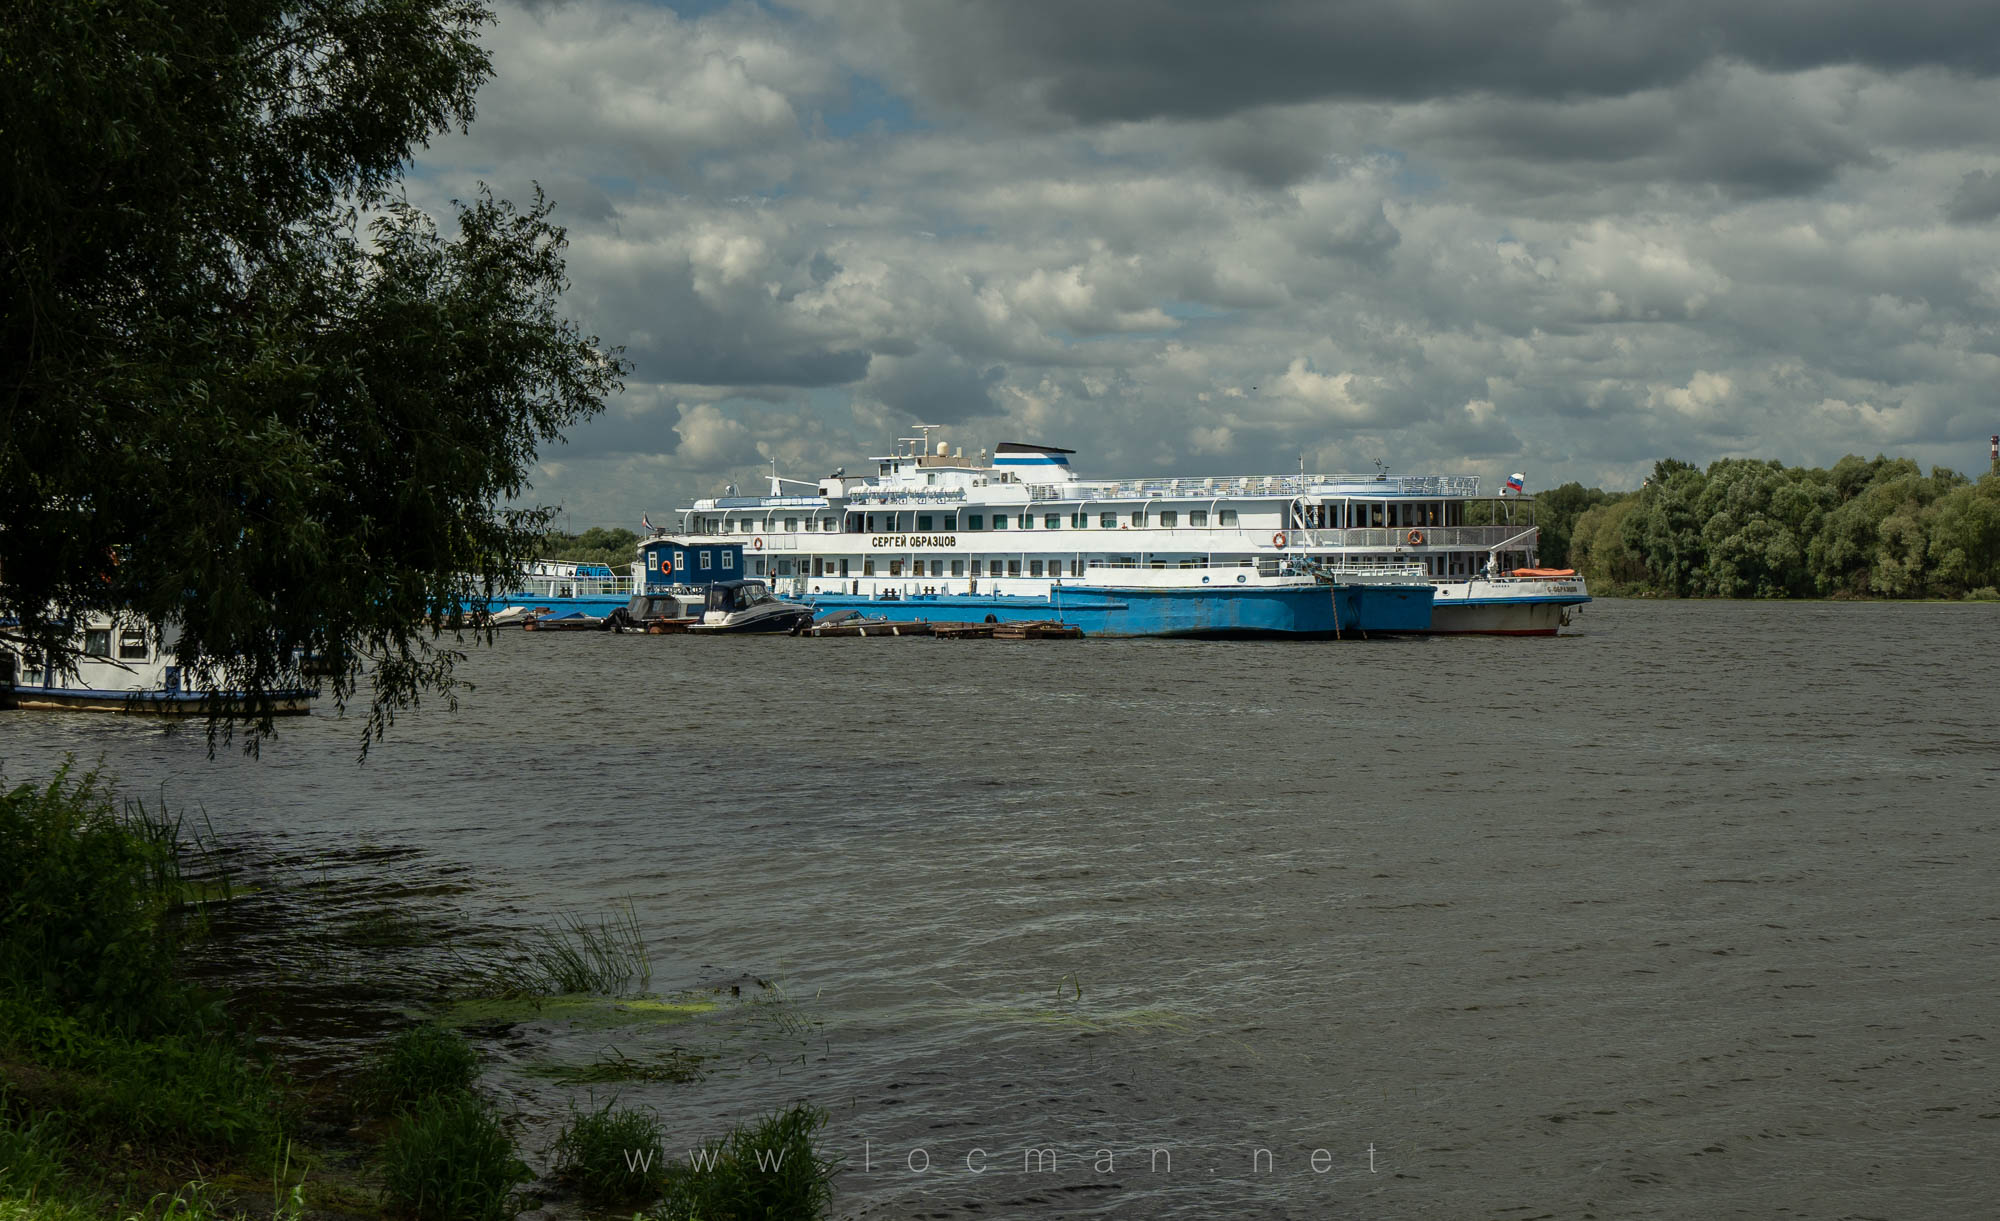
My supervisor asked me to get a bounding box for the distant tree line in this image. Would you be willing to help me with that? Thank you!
[539,527,641,570]
[1531,456,2000,599]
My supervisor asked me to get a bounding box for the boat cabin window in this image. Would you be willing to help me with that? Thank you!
[993,514,1008,529]
[863,558,876,575]
[721,552,734,569]
[917,515,933,531]
[1045,514,1060,529]
[1030,560,1044,576]
[1191,510,1208,527]
[84,629,112,657]
[699,550,712,570]
[1019,513,1032,529]
[1008,560,1021,576]
[1100,512,1117,528]
[1159,510,1178,528]
[1071,512,1087,528]
[989,560,1003,576]
[118,630,147,660]
[890,560,904,576]
[952,560,965,576]
[785,517,798,531]
[968,514,984,530]
[1132,511,1148,527]
[1218,509,1238,526]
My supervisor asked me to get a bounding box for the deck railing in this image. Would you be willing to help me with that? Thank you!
[1024,473,1484,501]
[1284,525,1538,549]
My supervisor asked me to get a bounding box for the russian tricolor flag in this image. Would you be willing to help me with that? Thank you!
[1505,473,1525,494]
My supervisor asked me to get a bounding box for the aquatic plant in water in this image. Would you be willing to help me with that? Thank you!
[475,904,652,999]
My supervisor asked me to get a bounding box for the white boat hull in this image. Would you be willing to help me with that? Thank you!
[1423,577,1588,635]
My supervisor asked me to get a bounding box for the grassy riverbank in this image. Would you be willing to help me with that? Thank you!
[0,767,835,1221]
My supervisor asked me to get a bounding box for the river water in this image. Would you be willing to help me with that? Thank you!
[3,599,1995,1219]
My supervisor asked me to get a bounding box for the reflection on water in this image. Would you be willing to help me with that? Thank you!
[4,599,1996,1218]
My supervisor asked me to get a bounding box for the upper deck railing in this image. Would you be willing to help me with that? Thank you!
[1285,525,1537,549]
[1023,473,1482,501]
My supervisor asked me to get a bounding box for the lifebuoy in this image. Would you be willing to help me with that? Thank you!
[1407,529,1425,545]
[1272,531,1287,547]
[659,556,672,574]
[752,537,764,550]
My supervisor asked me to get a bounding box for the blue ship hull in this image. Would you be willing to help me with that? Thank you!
[470,580,1433,637]
[800,583,1369,638]
[1349,583,1435,633]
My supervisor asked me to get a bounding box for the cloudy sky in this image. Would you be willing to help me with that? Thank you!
[411,0,2000,527]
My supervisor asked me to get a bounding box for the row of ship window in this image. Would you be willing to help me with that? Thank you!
[692,509,1246,534]
[772,558,1093,578]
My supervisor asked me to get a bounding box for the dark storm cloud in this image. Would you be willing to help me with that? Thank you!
[818,0,2000,123]
[1406,67,1883,199]
[1946,170,2000,223]
[637,338,871,388]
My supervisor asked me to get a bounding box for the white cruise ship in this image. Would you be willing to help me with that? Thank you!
[660,428,1587,635]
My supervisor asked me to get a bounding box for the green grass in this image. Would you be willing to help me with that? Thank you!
[378,1094,528,1221]
[358,1025,480,1113]
[0,993,282,1157]
[0,1113,70,1204]
[477,905,652,999]
[655,1104,837,1221]
[548,1101,667,1204]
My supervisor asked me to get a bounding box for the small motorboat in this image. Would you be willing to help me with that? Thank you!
[686,580,814,634]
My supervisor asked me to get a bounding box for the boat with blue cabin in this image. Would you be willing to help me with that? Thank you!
[639,428,1581,635]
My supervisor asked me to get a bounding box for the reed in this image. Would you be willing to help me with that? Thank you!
[378,1094,528,1221]
[655,1104,837,1221]
[548,1100,667,1204]
[358,1025,481,1112]
[479,904,652,999]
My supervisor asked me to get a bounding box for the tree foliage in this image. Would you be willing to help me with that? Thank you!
[1,0,628,746]
[538,526,641,570]
[1566,455,2000,599]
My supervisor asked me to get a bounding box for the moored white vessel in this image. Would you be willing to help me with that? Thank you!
[0,616,315,714]
[646,428,1582,635]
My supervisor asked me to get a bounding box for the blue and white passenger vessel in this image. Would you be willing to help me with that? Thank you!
[645,429,1583,635]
